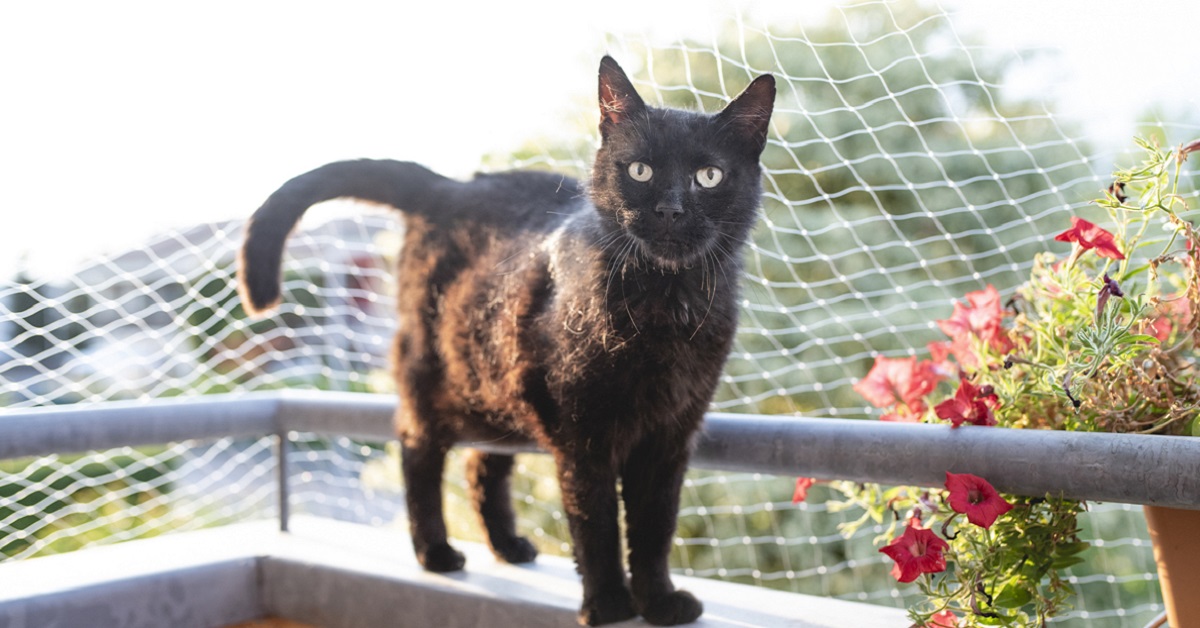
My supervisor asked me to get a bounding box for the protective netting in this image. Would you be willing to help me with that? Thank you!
[2,1,1190,625]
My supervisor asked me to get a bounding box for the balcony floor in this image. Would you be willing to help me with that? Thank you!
[0,516,908,627]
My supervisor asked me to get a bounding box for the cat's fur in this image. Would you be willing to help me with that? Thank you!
[237,56,774,626]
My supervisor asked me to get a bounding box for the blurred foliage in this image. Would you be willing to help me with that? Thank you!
[7,272,92,362]
[4,271,93,405]
[495,1,1097,417]
[172,262,382,396]
[0,450,174,559]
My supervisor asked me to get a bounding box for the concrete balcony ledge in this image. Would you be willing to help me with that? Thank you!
[0,516,907,628]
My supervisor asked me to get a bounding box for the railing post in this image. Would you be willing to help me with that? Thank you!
[276,430,291,533]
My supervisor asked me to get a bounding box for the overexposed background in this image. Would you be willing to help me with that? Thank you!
[3,0,1199,277]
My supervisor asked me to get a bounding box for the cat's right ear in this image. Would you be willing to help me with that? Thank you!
[598,56,646,135]
[717,74,776,156]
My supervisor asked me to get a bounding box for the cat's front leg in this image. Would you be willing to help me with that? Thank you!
[401,438,465,573]
[620,434,703,626]
[554,449,636,626]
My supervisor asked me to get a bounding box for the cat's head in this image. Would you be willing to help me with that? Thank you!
[589,56,775,271]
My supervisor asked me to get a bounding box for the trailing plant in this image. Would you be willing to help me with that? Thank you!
[795,136,1200,627]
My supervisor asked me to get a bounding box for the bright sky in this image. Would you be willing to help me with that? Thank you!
[3,1,1199,279]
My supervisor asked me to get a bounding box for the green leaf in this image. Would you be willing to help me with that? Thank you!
[1122,263,1151,280]
[1019,560,1053,580]
[993,583,1034,609]
[1051,555,1086,569]
[1056,541,1091,556]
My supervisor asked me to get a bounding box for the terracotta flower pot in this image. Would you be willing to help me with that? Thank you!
[1143,505,1200,626]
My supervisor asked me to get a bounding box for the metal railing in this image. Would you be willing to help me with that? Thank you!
[3,390,1199,536]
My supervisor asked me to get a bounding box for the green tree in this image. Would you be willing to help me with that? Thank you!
[497,2,1095,417]
[7,272,90,361]
[3,270,92,405]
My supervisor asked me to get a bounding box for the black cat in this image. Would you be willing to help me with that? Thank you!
[238,56,774,626]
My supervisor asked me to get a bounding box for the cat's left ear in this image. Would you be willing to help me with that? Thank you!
[717,74,776,155]
[598,56,646,135]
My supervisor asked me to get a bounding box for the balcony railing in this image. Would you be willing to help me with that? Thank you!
[0,391,1191,626]
[4,390,1199,517]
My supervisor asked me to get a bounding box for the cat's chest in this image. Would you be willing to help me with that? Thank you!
[540,329,726,439]
[430,228,737,429]
[612,274,722,333]
[546,282,735,415]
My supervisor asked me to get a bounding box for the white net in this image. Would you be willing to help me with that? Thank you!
[3,1,1193,625]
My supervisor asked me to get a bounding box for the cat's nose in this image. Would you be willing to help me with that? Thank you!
[655,204,684,226]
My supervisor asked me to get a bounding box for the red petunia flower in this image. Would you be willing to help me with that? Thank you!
[1148,317,1172,343]
[879,523,948,583]
[926,341,957,378]
[936,286,1014,367]
[937,286,1003,340]
[792,477,816,504]
[928,610,959,627]
[1146,296,1193,342]
[934,377,999,427]
[1054,216,1125,260]
[881,410,923,423]
[853,356,942,411]
[944,472,1014,529]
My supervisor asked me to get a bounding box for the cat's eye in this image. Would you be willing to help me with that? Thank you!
[627,161,653,182]
[696,166,724,188]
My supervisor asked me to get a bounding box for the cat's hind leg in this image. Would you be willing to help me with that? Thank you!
[465,449,538,564]
[393,287,465,573]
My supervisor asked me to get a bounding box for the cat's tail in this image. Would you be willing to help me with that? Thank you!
[237,159,453,316]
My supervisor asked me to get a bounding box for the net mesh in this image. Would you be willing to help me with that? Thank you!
[1,1,1190,625]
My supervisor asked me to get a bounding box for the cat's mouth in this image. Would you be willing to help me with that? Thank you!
[635,235,710,271]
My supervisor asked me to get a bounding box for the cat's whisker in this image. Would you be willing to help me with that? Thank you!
[690,252,720,341]
[600,232,627,254]
[707,251,717,299]
[615,239,642,335]
[604,237,629,304]
[492,247,534,275]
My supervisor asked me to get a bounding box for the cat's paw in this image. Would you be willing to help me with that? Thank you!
[577,586,637,626]
[638,590,703,626]
[417,542,466,573]
[492,535,539,564]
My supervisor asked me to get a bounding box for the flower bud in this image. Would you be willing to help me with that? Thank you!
[1096,274,1124,322]
[1105,181,1127,203]
[1180,138,1200,163]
